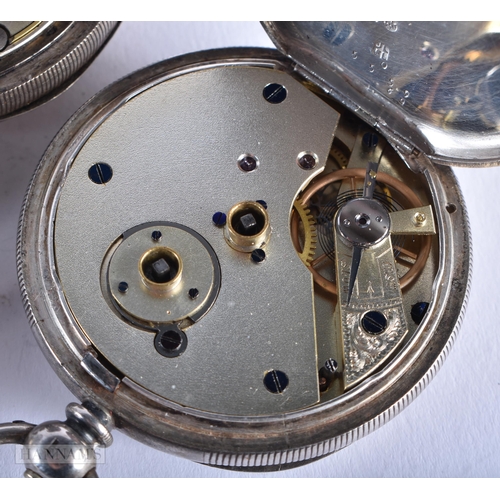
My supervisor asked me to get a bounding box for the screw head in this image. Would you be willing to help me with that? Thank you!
[212,211,227,227]
[263,370,289,393]
[411,302,430,325]
[362,132,379,149]
[297,153,317,170]
[118,282,129,293]
[361,310,388,335]
[413,212,426,226]
[154,328,187,358]
[88,163,113,184]
[263,83,287,104]
[151,230,162,242]
[238,155,257,172]
[251,248,266,263]
[324,358,338,373]
[188,288,199,299]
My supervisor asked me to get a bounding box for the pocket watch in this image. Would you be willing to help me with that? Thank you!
[1,21,499,478]
[0,22,118,119]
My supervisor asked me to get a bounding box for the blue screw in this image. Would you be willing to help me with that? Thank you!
[151,230,162,242]
[88,163,113,184]
[263,83,287,104]
[411,302,430,325]
[362,132,379,149]
[212,212,227,227]
[251,249,266,263]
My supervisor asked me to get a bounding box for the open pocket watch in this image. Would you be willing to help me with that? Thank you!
[1,21,499,477]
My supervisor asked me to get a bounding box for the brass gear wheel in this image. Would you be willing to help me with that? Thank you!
[291,168,432,296]
[292,199,317,266]
[329,145,348,169]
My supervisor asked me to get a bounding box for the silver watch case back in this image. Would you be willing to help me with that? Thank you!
[18,21,493,471]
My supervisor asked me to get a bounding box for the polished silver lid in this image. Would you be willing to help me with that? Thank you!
[263,21,500,167]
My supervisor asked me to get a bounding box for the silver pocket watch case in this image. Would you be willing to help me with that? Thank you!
[5,22,500,477]
[0,22,118,119]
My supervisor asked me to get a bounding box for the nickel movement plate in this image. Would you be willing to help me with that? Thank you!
[17,44,471,473]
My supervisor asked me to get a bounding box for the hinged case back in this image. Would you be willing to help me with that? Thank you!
[263,21,500,167]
